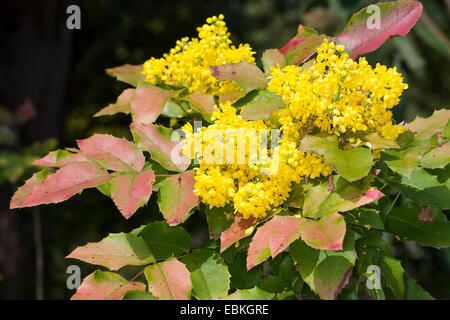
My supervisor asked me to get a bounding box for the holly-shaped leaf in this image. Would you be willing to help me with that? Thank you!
[71,270,145,300]
[299,213,346,251]
[404,108,450,140]
[210,61,267,92]
[335,1,423,59]
[94,88,134,117]
[144,258,192,300]
[280,25,327,65]
[156,171,199,226]
[67,233,155,270]
[32,149,87,167]
[10,170,50,209]
[183,91,216,122]
[131,122,190,172]
[106,64,145,87]
[290,231,356,300]
[247,215,303,270]
[77,134,145,172]
[139,221,191,260]
[385,203,450,247]
[10,162,111,208]
[220,215,258,253]
[420,142,450,169]
[110,169,155,219]
[181,249,231,300]
[239,90,286,120]
[131,82,180,124]
[261,49,286,74]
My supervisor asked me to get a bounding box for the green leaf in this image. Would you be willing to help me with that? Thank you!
[206,206,234,239]
[344,208,384,230]
[290,230,356,300]
[144,258,192,300]
[379,256,405,300]
[384,203,450,247]
[181,249,231,300]
[139,221,191,260]
[123,290,157,300]
[228,251,262,290]
[161,99,187,118]
[405,278,434,300]
[67,233,155,270]
[220,287,274,300]
[420,143,450,169]
[392,181,450,209]
[396,167,441,190]
[239,90,285,120]
[404,109,450,141]
[71,270,145,300]
[362,132,400,150]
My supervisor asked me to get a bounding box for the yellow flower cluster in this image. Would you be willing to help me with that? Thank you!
[182,103,333,219]
[142,15,255,95]
[267,39,407,140]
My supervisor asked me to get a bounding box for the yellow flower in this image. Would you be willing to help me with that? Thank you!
[142,15,255,95]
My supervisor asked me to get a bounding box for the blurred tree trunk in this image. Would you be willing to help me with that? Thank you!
[0,0,77,299]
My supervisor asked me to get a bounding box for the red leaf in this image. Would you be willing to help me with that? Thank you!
[183,91,216,121]
[156,171,199,226]
[220,215,258,253]
[16,162,111,208]
[299,213,346,250]
[145,259,192,300]
[94,88,134,117]
[77,134,145,172]
[71,270,145,300]
[131,82,180,124]
[247,216,303,270]
[111,169,155,219]
[280,25,328,65]
[210,61,267,92]
[335,0,423,59]
[130,122,190,172]
[32,150,87,167]
[10,170,49,209]
[106,64,145,87]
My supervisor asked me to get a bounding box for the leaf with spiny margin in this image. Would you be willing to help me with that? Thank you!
[110,169,155,219]
[131,82,180,124]
[71,270,146,300]
[290,230,356,300]
[77,134,145,172]
[299,213,346,251]
[261,49,286,74]
[139,221,191,260]
[362,132,400,149]
[300,135,373,182]
[220,287,274,300]
[206,206,234,239]
[155,171,199,226]
[183,91,215,122]
[335,1,423,60]
[379,256,405,300]
[280,25,327,65]
[94,88,134,117]
[404,108,450,140]
[66,233,155,270]
[130,122,189,172]
[10,170,50,209]
[11,162,111,208]
[420,143,450,169]
[144,259,192,300]
[247,215,303,270]
[239,90,286,120]
[220,215,258,253]
[106,64,145,87]
[396,167,441,190]
[384,203,450,247]
[210,61,267,92]
[181,249,231,300]
[32,149,87,167]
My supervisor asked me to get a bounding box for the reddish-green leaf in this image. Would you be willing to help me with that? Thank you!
[299,213,346,250]
[247,216,303,270]
[261,49,286,74]
[131,82,180,124]
[239,90,286,121]
[335,1,423,59]
[106,64,145,87]
[32,149,87,167]
[71,270,145,300]
[12,162,111,208]
[183,91,215,121]
[220,215,258,253]
[280,25,327,65]
[420,143,450,169]
[10,170,50,209]
[210,61,267,92]
[77,134,145,172]
[130,122,190,172]
[404,108,450,140]
[67,233,155,270]
[94,88,134,117]
[110,169,155,219]
[144,258,192,300]
[155,171,199,226]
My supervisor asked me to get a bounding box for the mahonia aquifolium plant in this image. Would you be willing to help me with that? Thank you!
[10,1,450,300]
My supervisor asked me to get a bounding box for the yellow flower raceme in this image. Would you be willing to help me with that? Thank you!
[267,40,407,140]
[142,15,255,95]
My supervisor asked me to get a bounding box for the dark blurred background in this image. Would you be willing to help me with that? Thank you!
[0,0,449,299]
